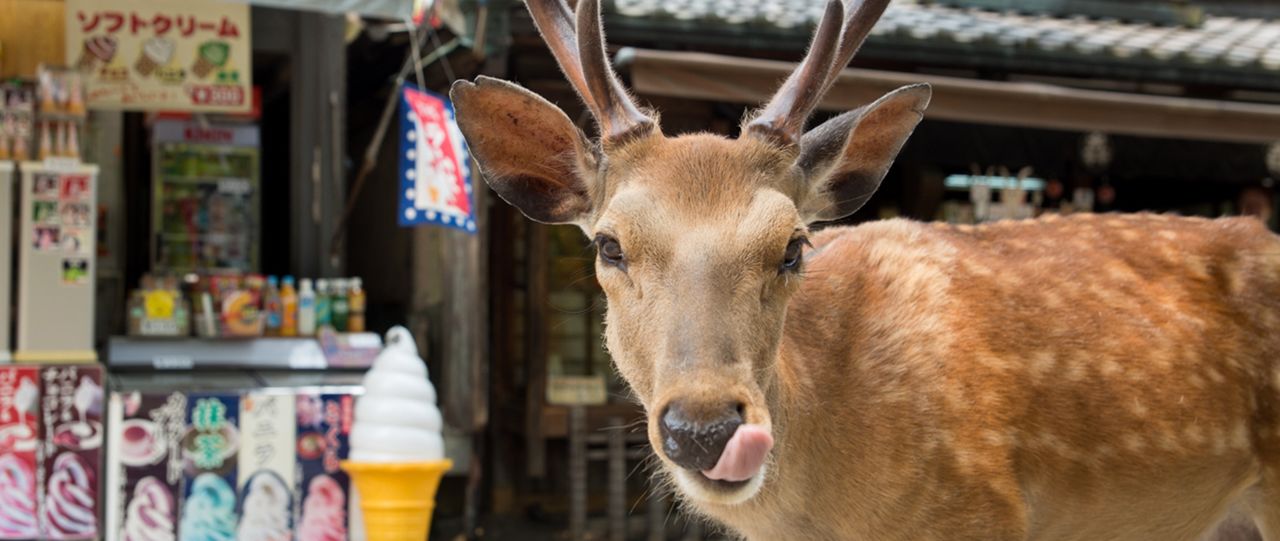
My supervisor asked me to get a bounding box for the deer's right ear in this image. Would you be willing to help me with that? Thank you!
[451,76,600,224]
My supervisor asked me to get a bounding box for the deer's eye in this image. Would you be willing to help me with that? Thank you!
[595,234,626,269]
[781,237,808,273]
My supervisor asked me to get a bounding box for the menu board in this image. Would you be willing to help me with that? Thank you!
[64,0,252,112]
[15,163,98,362]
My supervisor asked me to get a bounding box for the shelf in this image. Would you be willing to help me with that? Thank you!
[108,333,381,370]
[159,176,252,184]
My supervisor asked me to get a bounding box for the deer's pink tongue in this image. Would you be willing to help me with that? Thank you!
[701,424,773,482]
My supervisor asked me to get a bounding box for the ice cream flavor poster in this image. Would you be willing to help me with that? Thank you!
[179,394,240,541]
[64,0,251,112]
[295,393,353,541]
[0,367,41,540]
[39,365,103,540]
[111,392,187,541]
[236,393,295,541]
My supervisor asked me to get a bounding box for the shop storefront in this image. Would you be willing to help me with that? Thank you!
[1,0,485,539]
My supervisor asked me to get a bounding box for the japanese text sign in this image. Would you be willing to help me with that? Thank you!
[65,0,252,112]
[399,85,476,233]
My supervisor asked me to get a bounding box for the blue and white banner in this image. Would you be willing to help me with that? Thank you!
[398,84,475,233]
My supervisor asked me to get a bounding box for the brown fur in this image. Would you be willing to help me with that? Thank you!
[574,133,1280,540]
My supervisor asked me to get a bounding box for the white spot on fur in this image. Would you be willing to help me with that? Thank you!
[1230,423,1250,450]
[1211,427,1229,455]
[1184,425,1206,446]
[1066,359,1089,382]
[1206,367,1226,384]
[1028,351,1056,381]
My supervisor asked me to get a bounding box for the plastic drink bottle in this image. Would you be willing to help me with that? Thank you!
[332,279,350,332]
[298,278,317,336]
[281,275,299,337]
[263,276,282,336]
[348,277,367,333]
[316,279,332,328]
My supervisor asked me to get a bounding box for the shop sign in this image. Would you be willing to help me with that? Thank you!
[398,84,476,234]
[65,0,252,112]
[547,375,608,406]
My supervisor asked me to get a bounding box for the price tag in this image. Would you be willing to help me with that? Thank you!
[152,356,194,370]
[140,319,180,336]
[217,178,252,195]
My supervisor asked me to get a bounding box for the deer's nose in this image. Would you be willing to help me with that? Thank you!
[659,400,743,471]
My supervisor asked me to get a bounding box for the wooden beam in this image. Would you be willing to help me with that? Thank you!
[624,49,1280,145]
[1,0,65,79]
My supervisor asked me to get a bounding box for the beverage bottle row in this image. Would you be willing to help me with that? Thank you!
[262,276,366,336]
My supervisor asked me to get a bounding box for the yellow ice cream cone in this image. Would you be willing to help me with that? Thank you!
[343,459,452,541]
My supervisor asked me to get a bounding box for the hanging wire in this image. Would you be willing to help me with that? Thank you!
[406,13,428,90]
[328,1,450,262]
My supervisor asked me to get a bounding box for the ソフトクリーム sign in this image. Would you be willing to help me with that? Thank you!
[65,0,252,113]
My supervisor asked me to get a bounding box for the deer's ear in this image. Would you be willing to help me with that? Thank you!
[795,84,931,223]
[451,76,599,224]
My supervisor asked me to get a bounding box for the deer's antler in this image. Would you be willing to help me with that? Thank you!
[526,0,656,144]
[746,0,891,146]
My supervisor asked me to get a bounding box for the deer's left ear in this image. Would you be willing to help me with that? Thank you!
[794,83,931,223]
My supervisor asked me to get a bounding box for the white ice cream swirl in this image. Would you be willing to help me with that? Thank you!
[348,326,444,461]
[235,472,291,541]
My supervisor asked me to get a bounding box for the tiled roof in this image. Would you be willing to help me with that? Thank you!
[603,0,1280,87]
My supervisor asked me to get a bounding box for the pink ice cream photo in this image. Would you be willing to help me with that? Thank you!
[43,452,97,538]
[0,453,37,537]
[297,475,345,541]
[123,477,175,541]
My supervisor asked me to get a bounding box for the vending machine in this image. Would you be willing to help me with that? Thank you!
[151,120,260,274]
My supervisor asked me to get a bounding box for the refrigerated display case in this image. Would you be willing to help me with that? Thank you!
[151,121,260,274]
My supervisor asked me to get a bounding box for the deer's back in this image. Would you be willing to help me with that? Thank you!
[771,213,1280,540]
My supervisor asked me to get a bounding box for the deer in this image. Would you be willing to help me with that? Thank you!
[449,0,1280,539]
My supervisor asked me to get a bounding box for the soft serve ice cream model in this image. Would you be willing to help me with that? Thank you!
[343,326,449,541]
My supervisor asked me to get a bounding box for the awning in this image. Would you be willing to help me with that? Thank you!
[621,48,1280,145]
[227,0,414,20]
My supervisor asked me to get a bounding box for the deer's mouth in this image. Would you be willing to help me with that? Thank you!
[701,424,773,482]
[672,424,773,505]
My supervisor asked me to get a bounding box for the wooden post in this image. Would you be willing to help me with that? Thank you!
[569,406,587,541]
[526,224,550,478]
[647,479,666,541]
[608,417,626,541]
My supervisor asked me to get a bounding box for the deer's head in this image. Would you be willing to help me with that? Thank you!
[452,0,929,506]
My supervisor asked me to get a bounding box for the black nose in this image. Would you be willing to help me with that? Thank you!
[659,401,743,471]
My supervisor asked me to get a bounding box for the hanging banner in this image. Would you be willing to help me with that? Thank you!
[398,84,476,233]
[64,0,252,113]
